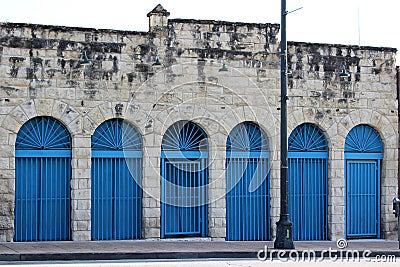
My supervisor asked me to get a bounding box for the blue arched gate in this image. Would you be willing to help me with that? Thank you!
[288,123,328,240]
[226,122,270,241]
[91,119,142,240]
[15,116,71,241]
[161,121,208,238]
[345,124,382,238]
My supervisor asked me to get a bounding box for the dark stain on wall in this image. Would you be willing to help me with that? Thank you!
[8,56,25,78]
[1,85,19,95]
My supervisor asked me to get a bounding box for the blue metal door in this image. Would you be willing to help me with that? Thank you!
[226,122,270,241]
[161,121,208,238]
[91,119,142,240]
[15,117,71,241]
[288,123,328,240]
[345,124,382,238]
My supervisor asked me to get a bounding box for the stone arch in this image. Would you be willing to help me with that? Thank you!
[338,110,396,153]
[287,115,333,154]
[83,101,149,135]
[1,99,82,136]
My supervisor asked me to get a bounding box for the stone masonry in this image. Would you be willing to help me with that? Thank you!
[0,4,398,241]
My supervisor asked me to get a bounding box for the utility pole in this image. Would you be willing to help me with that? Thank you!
[274,0,295,249]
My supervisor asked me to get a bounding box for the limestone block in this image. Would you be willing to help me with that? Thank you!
[76,221,90,231]
[0,216,12,231]
[71,231,91,241]
[143,207,160,218]
[209,227,225,238]
[58,104,79,124]
[209,188,225,202]
[78,179,90,189]
[145,218,158,228]
[0,180,10,194]
[210,208,225,217]
[98,102,114,120]
[71,189,91,200]
[34,99,54,116]
[0,128,10,145]
[329,204,344,215]
[0,158,9,169]
[1,115,21,133]
[143,176,159,188]
[72,209,90,221]
[77,199,91,210]
[48,100,67,120]
[73,136,91,148]
[82,116,96,134]
[144,227,160,238]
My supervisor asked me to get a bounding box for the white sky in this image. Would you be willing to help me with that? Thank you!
[0,0,399,55]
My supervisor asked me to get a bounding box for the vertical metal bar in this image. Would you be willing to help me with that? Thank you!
[91,158,94,240]
[39,157,43,240]
[55,157,58,240]
[116,157,120,239]
[377,160,381,238]
[161,158,165,238]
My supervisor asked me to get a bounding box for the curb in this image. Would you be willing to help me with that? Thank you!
[1,251,258,262]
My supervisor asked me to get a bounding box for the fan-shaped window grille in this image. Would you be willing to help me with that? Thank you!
[345,124,382,153]
[161,121,207,152]
[288,123,327,152]
[92,119,142,151]
[227,122,269,152]
[16,116,71,150]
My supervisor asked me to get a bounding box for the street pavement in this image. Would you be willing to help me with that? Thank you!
[0,239,398,263]
[2,259,400,267]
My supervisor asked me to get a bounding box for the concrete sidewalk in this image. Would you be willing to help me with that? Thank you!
[0,240,399,262]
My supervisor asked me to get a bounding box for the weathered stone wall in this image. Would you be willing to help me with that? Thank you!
[0,6,397,241]
[286,42,398,239]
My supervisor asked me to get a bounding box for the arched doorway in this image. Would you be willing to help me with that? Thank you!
[288,123,328,240]
[91,119,143,240]
[226,122,270,240]
[161,121,208,238]
[15,116,71,241]
[345,124,383,238]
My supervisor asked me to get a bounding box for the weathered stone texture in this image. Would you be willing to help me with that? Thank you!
[0,6,398,242]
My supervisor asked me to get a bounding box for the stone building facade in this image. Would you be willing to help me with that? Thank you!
[0,5,398,242]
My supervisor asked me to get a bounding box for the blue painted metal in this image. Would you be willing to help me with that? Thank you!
[16,150,71,157]
[288,123,328,240]
[161,121,208,238]
[91,119,142,240]
[16,116,71,150]
[345,124,383,153]
[92,118,142,151]
[15,117,71,241]
[161,121,208,152]
[161,151,208,159]
[345,125,382,238]
[226,122,270,241]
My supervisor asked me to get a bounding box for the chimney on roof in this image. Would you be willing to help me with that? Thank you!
[147,4,170,32]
